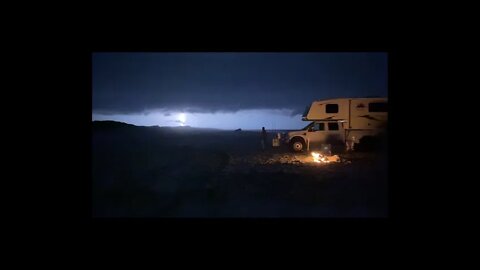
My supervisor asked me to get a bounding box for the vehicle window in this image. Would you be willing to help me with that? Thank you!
[314,123,325,131]
[326,104,339,113]
[369,102,388,112]
[328,122,339,130]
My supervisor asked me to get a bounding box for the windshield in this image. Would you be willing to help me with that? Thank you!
[302,122,314,130]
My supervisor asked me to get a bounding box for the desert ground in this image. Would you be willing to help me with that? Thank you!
[92,121,388,217]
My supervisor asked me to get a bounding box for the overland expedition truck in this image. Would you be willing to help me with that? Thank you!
[283,97,388,152]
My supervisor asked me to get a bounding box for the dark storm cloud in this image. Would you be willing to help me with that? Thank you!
[92,52,387,114]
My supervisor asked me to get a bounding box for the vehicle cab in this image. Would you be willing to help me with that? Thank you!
[284,120,346,152]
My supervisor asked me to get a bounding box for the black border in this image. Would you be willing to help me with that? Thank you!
[34,33,419,239]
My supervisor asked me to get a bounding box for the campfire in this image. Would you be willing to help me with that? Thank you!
[311,152,340,163]
[311,152,329,163]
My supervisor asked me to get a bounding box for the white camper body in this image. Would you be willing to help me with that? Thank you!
[302,97,388,128]
[285,97,387,152]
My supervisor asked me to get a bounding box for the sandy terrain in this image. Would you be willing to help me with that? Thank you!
[92,121,388,217]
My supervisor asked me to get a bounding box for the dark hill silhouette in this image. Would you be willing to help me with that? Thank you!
[92,120,136,130]
[92,120,225,133]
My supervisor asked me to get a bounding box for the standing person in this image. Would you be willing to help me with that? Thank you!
[261,127,267,150]
[346,136,356,152]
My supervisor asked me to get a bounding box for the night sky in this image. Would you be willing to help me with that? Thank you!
[92,52,387,130]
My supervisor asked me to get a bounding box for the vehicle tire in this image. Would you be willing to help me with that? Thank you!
[291,138,305,152]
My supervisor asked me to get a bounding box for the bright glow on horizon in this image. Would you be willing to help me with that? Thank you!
[92,109,306,130]
[178,113,186,126]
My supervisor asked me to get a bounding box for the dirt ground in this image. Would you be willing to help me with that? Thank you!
[92,122,388,217]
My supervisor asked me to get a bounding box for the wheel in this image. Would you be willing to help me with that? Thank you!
[291,139,305,152]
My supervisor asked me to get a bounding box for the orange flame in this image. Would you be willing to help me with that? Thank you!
[311,152,330,163]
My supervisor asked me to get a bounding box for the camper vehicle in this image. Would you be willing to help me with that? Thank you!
[284,97,388,152]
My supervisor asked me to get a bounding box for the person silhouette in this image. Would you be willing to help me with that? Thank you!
[261,127,267,150]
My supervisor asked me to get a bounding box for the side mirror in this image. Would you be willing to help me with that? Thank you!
[308,127,313,132]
